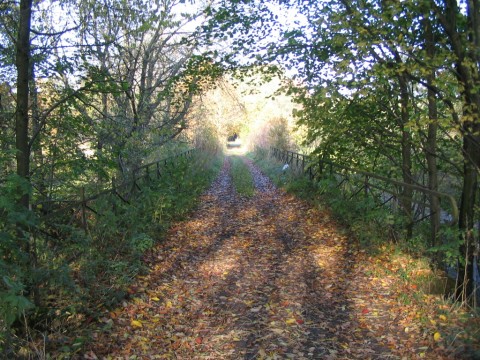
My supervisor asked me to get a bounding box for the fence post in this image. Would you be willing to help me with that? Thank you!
[364,175,369,199]
[80,187,87,233]
[111,177,117,214]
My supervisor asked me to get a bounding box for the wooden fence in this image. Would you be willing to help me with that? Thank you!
[36,149,196,231]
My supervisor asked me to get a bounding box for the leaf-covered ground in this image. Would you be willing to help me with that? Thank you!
[86,157,471,359]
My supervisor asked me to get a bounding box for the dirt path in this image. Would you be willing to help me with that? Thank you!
[87,157,454,359]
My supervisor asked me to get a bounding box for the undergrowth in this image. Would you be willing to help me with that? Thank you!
[1,150,223,358]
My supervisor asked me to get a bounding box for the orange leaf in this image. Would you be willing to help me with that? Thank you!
[195,337,203,344]
[361,308,369,314]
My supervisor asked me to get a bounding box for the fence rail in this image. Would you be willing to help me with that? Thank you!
[36,149,196,231]
[270,147,459,231]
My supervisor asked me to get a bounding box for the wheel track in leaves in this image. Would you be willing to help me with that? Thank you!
[87,156,457,360]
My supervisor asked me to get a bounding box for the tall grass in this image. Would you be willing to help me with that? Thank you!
[230,155,255,197]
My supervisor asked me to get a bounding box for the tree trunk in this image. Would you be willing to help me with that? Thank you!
[30,61,46,197]
[15,0,40,307]
[15,0,33,209]
[398,73,414,239]
[423,13,441,250]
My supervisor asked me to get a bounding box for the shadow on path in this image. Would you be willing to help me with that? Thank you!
[88,156,436,359]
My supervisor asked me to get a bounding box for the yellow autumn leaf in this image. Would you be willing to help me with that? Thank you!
[131,319,143,328]
[285,318,296,325]
[439,314,447,321]
[165,300,173,308]
[150,297,160,301]
[433,332,441,341]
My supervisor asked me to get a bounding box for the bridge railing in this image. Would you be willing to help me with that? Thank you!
[270,147,459,241]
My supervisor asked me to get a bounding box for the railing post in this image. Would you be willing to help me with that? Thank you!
[111,177,117,214]
[364,175,369,199]
[80,187,87,233]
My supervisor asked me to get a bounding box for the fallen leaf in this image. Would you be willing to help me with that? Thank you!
[131,320,143,328]
[286,318,296,325]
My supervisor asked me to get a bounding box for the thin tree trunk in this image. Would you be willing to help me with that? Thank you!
[30,61,46,197]
[423,13,441,250]
[15,0,41,308]
[398,73,414,239]
[15,0,33,208]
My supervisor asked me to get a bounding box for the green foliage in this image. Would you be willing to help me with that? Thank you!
[230,156,255,197]
[0,175,36,352]
[428,228,463,268]
[0,277,33,327]
[267,117,294,152]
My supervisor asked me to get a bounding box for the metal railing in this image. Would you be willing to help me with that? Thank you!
[270,147,459,230]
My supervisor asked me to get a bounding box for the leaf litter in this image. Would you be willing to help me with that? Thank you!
[87,157,471,359]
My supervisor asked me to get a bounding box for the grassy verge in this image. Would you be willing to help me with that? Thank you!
[230,155,255,197]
